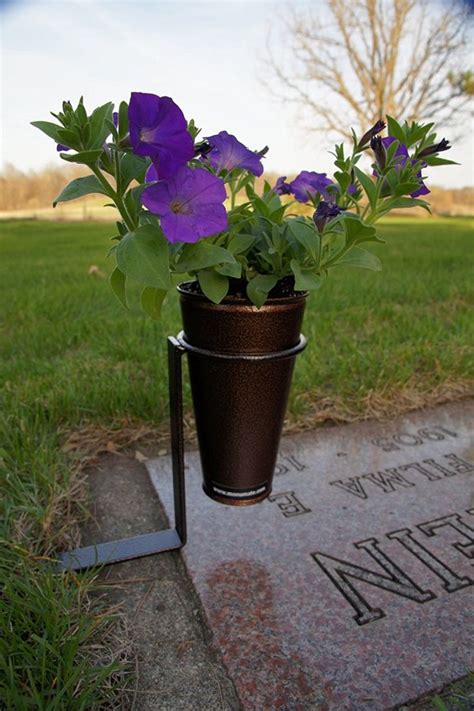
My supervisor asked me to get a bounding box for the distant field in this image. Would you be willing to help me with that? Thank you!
[1,216,472,707]
[1,217,473,434]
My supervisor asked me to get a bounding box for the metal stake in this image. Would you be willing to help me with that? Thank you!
[57,337,187,571]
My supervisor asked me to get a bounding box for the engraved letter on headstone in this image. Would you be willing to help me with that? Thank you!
[418,513,474,560]
[312,537,435,626]
[362,468,415,493]
[387,528,472,592]
[442,454,474,475]
[399,461,442,482]
[268,491,311,517]
[329,477,367,499]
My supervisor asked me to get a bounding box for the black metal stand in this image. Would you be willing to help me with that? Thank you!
[57,337,187,571]
[58,331,307,571]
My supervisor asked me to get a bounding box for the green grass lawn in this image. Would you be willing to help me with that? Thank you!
[1,218,473,430]
[1,216,473,707]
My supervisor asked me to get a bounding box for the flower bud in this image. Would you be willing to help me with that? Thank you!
[358,119,386,149]
[371,135,386,170]
[418,138,451,158]
[313,200,341,233]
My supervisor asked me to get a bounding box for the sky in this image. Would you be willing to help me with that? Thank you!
[1,0,473,187]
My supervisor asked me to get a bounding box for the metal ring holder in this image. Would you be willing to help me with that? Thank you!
[58,333,306,571]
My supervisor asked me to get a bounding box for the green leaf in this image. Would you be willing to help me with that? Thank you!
[340,215,377,244]
[269,204,288,224]
[405,122,434,147]
[227,233,256,255]
[30,120,63,143]
[246,274,278,308]
[116,224,171,289]
[141,286,166,320]
[110,267,128,309]
[105,118,118,141]
[271,223,286,253]
[380,197,431,213]
[216,261,242,278]
[393,182,423,197]
[76,100,88,125]
[421,156,459,166]
[263,191,282,212]
[334,247,382,271]
[386,115,406,144]
[176,243,235,273]
[56,128,81,151]
[60,149,103,165]
[197,270,229,304]
[334,171,351,192]
[290,260,322,290]
[120,154,149,189]
[286,218,320,264]
[53,175,108,206]
[248,192,270,217]
[88,101,114,149]
[118,101,129,139]
[353,167,377,208]
[385,139,401,166]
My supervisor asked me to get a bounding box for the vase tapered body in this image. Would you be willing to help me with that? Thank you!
[178,284,307,506]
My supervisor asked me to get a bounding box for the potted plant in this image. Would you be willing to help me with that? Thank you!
[33,94,454,505]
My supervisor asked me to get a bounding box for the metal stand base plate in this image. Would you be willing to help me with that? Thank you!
[57,337,187,572]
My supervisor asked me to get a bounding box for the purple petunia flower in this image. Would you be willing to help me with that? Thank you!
[141,166,228,244]
[289,171,334,203]
[378,136,430,198]
[128,92,194,179]
[204,130,264,176]
[273,176,292,195]
[313,200,342,232]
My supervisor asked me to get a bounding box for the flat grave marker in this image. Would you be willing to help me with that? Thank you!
[147,403,473,710]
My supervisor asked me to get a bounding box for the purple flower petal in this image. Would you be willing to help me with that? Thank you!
[193,203,228,238]
[273,176,292,195]
[128,92,194,179]
[56,143,70,152]
[205,130,263,176]
[410,183,430,198]
[161,213,197,244]
[142,166,228,244]
[142,180,173,215]
[289,171,333,202]
[145,162,159,182]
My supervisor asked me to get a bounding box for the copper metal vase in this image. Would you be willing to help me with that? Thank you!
[178,283,307,506]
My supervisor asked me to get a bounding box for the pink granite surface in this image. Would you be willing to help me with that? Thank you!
[147,403,474,710]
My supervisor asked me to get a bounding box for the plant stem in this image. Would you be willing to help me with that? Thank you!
[91,165,135,232]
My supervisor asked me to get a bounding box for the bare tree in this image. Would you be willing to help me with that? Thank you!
[266,0,473,139]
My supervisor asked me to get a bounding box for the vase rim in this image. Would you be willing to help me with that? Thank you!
[177,280,308,305]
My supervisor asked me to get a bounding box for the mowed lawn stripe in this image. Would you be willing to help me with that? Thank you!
[1,218,472,428]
